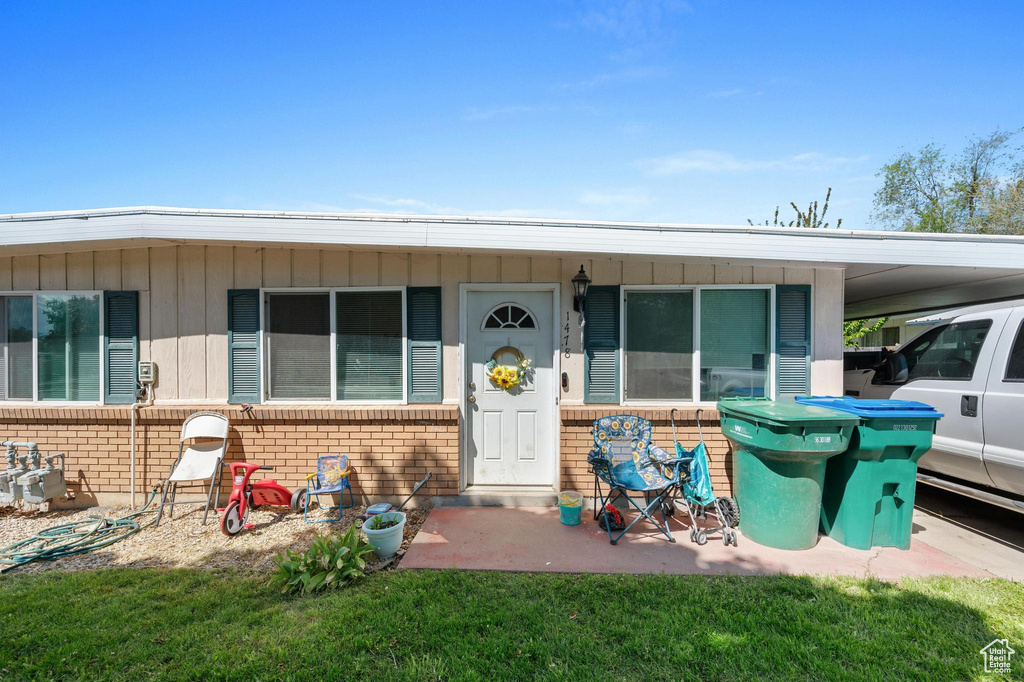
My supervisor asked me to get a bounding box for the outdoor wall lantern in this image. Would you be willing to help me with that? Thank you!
[571,265,591,313]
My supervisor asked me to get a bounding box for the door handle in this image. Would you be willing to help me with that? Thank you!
[960,395,978,418]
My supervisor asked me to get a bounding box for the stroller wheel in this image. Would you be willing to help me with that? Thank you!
[689,529,697,542]
[662,500,675,517]
[717,496,740,528]
[695,530,708,546]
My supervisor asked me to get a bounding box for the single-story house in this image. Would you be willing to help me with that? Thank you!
[2,207,1023,507]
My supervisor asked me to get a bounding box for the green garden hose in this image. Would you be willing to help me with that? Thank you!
[0,488,160,574]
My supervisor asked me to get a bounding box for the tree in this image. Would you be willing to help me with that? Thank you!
[748,187,842,229]
[750,190,889,347]
[873,128,1023,233]
[843,318,888,349]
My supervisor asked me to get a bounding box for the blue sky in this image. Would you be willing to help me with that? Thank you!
[2,1,1022,228]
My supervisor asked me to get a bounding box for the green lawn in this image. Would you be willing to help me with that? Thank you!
[1,569,1021,681]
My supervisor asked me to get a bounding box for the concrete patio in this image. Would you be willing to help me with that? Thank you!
[402,489,1022,580]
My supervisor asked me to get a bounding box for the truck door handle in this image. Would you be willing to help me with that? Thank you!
[960,395,978,418]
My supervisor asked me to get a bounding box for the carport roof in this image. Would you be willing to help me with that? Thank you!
[3,206,1023,319]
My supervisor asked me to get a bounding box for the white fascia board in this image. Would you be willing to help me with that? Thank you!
[2,207,1024,270]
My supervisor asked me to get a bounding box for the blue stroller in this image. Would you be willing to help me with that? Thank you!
[670,409,740,546]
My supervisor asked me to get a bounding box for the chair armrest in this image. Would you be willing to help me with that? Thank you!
[647,443,673,462]
[647,444,689,479]
[587,449,611,467]
[305,473,317,481]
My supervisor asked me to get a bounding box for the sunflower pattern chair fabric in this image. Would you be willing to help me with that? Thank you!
[587,415,688,545]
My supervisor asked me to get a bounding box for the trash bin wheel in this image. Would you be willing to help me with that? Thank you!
[718,497,740,528]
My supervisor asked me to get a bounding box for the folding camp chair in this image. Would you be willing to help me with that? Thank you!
[587,415,688,545]
[301,454,354,524]
[155,411,229,527]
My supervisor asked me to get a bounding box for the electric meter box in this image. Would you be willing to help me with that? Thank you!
[138,361,156,384]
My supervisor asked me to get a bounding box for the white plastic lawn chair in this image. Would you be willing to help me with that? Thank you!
[154,411,229,526]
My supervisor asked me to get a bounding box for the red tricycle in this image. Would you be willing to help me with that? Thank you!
[219,462,300,536]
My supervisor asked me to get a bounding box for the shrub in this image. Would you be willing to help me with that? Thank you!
[269,524,376,594]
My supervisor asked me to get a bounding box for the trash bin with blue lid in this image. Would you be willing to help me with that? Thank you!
[796,396,944,550]
[717,397,859,550]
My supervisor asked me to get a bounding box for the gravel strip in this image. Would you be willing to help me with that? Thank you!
[0,500,429,576]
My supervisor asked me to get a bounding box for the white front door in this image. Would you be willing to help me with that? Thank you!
[465,289,555,487]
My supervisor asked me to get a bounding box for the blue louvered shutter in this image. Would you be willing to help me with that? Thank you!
[336,290,404,401]
[584,285,620,403]
[407,287,442,403]
[104,291,138,404]
[776,285,811,400]
[228,289,261,404]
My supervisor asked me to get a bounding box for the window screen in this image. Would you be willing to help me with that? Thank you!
[37,294,101,401]
[2,297,33,400]
[1005,320,1024,381]
[336,290,403,401]
[624,291,693,400]
[700,289,769,401]
[882,326,899,347]
[906,319,992,381]
[266,293,331,399]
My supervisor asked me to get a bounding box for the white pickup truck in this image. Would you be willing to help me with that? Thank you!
[844,302,1024,503]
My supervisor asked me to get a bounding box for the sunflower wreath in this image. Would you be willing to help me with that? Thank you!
[485,346,533,391]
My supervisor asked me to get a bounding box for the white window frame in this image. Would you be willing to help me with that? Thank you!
[0,290,105,406]
[259,286,408,405]
[619,284,776,406]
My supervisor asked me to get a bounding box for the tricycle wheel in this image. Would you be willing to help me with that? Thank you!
[290,489,306,512]
[220,501,244,536]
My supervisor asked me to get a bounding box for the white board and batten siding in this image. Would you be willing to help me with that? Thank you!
[0,249,844,402]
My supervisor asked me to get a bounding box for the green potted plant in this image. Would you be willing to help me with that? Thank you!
[362,511,406,559]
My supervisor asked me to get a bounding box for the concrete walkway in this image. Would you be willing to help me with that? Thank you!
[402,504,1006,580]
[910,485,1024,581]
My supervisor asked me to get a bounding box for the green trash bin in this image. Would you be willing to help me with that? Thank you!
[796,397,943,550]
[717,398,858,550]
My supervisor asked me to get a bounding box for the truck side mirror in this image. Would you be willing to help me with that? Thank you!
[876,352,908,384]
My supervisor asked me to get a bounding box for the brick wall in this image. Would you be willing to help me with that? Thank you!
[0,405,459,508]
[559,407,734,498]
[2,404,736,509]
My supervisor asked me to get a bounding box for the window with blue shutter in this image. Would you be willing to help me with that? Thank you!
[584,285,620,403]
[104,291,139,404]
[775,284,812,400]
[228,289,261,404]
[407,287,442,403]
[700,289,769,401]
[336,290,404,401]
